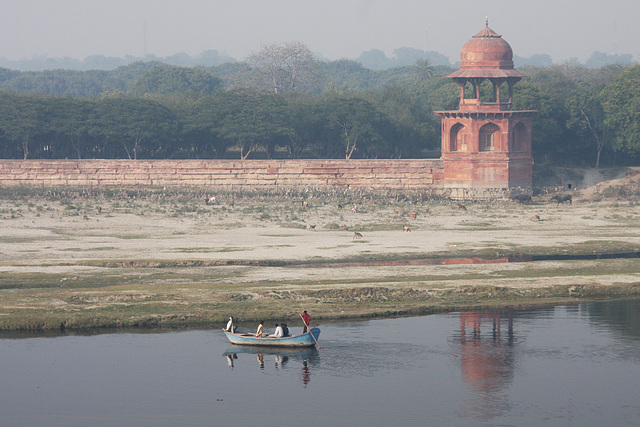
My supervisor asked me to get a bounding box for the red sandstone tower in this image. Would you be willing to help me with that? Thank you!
[435,20,535,195]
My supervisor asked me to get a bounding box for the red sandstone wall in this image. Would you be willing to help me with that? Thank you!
[0,159,444,190]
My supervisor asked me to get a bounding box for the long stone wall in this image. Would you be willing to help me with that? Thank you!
[0,159,444,191]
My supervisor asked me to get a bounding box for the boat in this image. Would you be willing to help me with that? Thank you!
[222,327,321,347]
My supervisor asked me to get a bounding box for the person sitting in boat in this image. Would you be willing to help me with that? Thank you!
[225,316,236,333]
[281,323,289,337]
[256,320,265,337]
[273,323,284,338]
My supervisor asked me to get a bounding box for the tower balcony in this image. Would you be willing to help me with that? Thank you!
[459,99,512,112]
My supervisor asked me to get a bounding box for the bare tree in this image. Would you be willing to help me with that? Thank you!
[580,108,606,169]
[247,41,316,93]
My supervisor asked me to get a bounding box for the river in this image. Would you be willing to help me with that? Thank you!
[1,299,639,426]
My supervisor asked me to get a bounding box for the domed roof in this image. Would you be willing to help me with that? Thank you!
[461,24,513,68]
[449,20,525,79]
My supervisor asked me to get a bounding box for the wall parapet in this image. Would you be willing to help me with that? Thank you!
[0,159,444,190]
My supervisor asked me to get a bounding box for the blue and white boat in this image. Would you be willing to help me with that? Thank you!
[223,327,321,347]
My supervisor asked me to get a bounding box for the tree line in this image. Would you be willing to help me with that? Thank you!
[0,42,639,166]
[0,87,430,161]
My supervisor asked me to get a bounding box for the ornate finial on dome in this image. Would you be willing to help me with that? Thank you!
[473,19,501,38]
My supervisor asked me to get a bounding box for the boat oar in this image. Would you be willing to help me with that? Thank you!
[299,312,321,349]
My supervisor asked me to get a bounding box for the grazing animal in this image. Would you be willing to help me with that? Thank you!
[406,213,417,219]
[342,225,348,231]
[351,205,359,213]
[551,194,572,205]
[302,200,308,208]
[337,204,343,209]
[393,210,399,215]
[457,203,467,211]
[228,200,235,207]
[512,194,532,204]
[533,214,541,221]
[353,232,363,239]
[309,224,316,230]
[97,206,102,215]
[403,226,411,232]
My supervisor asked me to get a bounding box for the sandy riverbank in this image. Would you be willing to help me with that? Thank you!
[1,167,640,330]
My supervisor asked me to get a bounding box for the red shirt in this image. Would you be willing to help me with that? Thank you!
[302,313,310,325]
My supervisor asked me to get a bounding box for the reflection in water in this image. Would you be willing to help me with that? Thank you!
[586,298,640,339]
[223,345,319,386]
[225,353,237,368]
[257,353,264,369]
[301,361,311,386]
[274,354,288,370]
[452,310,518,421]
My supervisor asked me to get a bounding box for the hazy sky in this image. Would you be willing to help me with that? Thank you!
[1,0,638,63]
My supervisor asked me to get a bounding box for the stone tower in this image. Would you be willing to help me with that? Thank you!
[435,20,535,196]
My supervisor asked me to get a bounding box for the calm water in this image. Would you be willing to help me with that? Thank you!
[1,299,640,426]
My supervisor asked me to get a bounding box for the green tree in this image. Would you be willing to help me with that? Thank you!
[41,97,97,159]
[566,87,608,168]
[130,64,222,97]
[282,93,325,159]
[0,68,20,85]
[413,74,459,111]
[322,95,385,159]
[512,82,567,162]
[180,95,233,159]
[0,69,108,97]
[103,62,163,93]
[208,62,255,90]
[367,86,434,157]
[214,89,293,159]
[318,60,377,92]
[413,58,435,82]
[601,64,640,157]
[0,92,46,159]
[93,97,179,159]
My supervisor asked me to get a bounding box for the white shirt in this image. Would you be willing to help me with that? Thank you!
[273,326,284,337]
[226,319,234,331]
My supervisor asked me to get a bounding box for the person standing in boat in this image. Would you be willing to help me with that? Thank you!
[256,320,265,337]
[225,316,236,333]
[273,323,284,337]
[301,310,310,333]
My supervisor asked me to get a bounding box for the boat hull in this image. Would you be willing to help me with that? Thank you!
[223,328,320,347]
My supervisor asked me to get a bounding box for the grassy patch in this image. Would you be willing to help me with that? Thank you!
[0,237,48,244]
[278,222,307,229]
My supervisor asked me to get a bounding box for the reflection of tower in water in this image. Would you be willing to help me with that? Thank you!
[454,310,518,420]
